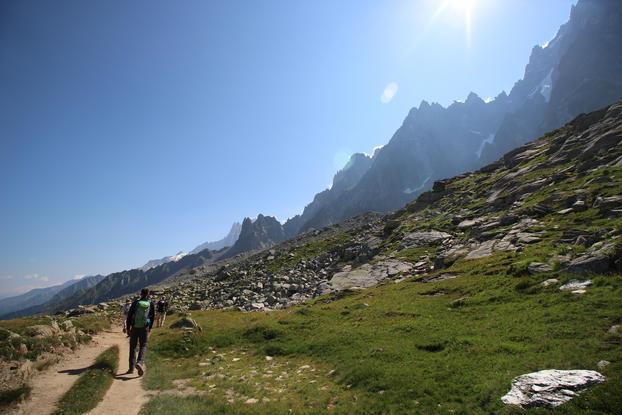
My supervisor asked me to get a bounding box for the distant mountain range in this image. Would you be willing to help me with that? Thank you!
[139,222,242,271]
[0,274,105,319]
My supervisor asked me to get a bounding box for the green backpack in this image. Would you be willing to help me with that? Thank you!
[133,300,151,328]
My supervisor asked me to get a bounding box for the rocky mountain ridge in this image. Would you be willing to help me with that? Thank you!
[279,0,622,233]
[115,102,622,314]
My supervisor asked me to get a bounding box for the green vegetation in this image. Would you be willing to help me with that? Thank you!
[0,314,112,361]
[54,345,119,415]
[141,251,622,414]
[0,386,31,408]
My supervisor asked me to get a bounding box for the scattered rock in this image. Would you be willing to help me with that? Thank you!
[597,360,610,369]
[559,280,592,292]
[608,325,621,335]
[541,278,559,287]
[170,317,202,331]
[528,262,553,274]
[24,325,57,338]
[400,230,452,249]
[501,369,605,408]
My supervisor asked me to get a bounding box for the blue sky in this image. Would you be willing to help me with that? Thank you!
[0,0,576,296]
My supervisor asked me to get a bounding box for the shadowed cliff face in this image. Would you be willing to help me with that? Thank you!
[222,214,287,259]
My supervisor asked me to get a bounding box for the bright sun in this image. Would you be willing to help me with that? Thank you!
[435,0,477,47]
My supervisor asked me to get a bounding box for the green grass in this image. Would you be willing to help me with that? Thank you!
[140,250,622,414]
[53,345,119,415]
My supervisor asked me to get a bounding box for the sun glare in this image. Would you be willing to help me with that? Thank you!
[433,0,477,48]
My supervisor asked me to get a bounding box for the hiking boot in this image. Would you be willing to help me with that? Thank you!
[136,362,145,376]
[126,368,134,374]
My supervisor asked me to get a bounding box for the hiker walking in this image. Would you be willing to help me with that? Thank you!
[122,299,131,334]
[126,288,155,376]
[156,296,169,328]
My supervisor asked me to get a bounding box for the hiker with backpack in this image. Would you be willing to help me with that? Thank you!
[126,288,155,376]
[156,296,169,328]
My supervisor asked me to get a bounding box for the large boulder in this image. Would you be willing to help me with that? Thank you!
[501,369,605,408]
[24,325,57,338]
[400,230,452,249]
[170,317,202,331]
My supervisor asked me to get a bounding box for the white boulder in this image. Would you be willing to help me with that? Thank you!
[501,369,605,408]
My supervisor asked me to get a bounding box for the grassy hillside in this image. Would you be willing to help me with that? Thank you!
[138,104,622,413]
[142,258,621,414]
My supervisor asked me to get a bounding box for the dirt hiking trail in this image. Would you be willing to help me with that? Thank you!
[13,328,147,415]
[86,330,147,415]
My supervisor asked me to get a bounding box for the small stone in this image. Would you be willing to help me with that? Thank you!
[528,262,553,274]
[245,398,258,404]
[597,360,610,369]
[608,325,621,335]
[265,356,273,361]
[541,278,559,287]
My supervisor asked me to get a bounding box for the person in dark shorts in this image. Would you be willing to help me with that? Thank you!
[156,297,169,328]
[126,288,155,376]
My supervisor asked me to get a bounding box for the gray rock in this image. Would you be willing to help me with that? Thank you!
[571,200,587,212]
[597,360,610,369]
[170,317,202,331]
[501,369,605,408]
[593,195,622,210]
[608,325,621,335]
[516,233,541,244]
[528,262,553,274]
[464,240,496,260]
[541,278,559,287]
[457,218,485,230]
[25,325,57,338]
[400,230,452,248]
[564,255,610,274]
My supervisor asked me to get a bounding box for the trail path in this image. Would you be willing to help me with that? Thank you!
[14,328,148,415]
[86,330,147,415]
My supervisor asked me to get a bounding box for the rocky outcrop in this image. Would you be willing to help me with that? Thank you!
[222,215,287,259]
[501,369,605,408]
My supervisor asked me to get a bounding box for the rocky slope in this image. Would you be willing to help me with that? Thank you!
[130,102,622,314]
[286,0,622,233]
